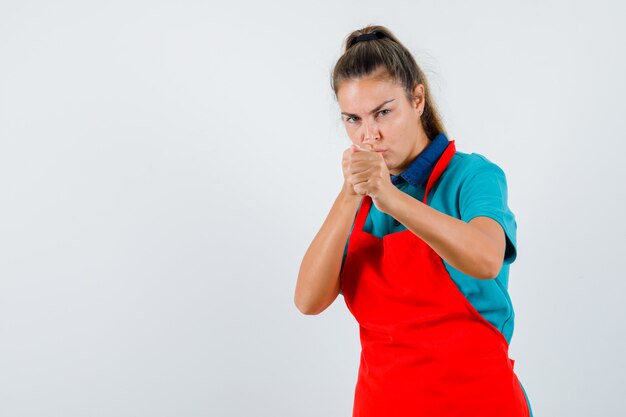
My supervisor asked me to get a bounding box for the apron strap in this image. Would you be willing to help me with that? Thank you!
[423,140,456,205]
[354,195,372,233]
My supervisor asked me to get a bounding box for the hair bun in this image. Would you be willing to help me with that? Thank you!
[350,31,386,47]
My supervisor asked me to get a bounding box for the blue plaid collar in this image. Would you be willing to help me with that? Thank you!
[390,132,450,187]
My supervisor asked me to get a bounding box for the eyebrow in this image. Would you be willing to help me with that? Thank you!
[341,99,395,117]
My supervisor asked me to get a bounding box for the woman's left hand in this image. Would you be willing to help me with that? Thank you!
[346,145,398,213]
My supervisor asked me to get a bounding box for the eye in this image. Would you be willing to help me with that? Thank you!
[343,109,390,124]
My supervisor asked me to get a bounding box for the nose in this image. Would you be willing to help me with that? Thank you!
[361,120,380,145]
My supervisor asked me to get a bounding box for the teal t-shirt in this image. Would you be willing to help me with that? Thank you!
[340,151,518,345]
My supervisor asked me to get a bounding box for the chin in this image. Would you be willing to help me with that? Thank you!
[388,167,400,176]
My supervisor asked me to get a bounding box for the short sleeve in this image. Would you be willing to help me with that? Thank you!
[458,158,517,264]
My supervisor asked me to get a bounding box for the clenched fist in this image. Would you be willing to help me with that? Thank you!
[341,143,397,213]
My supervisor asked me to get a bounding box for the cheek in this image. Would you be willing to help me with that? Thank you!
[386,117,408,137]
[345,125,359,139]
[390,119,415,145]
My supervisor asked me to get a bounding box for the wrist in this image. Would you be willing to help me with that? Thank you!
[339,183,362,204]
[378,185,405,215]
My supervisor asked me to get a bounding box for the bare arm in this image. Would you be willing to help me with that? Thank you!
[294,185,361,315]
[385,187,506,279]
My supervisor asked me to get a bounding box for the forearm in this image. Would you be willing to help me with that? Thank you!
[385,187,502,279]
[295,186,361,314]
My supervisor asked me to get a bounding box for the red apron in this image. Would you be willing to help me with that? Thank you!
[340,140,530,417]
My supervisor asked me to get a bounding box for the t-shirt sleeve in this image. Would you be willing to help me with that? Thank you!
[458,157,517,264]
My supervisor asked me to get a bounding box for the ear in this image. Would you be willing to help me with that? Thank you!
[411,83,425,111]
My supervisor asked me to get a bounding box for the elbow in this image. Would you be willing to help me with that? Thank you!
[482,265,501,280]
[473,240,505,280]
[294,289,323,315]
[295,290,336,316]
[468,249,503,280]
[479,257,503,280]
[299,307,322,316]
[294,271,339,315]
[294,298,322,315]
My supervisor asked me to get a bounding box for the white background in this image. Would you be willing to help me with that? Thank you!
[1,1,625,416]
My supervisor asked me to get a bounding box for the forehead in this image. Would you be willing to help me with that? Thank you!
[337,76,404,112]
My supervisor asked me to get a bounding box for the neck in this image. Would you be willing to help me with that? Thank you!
[389,128,430,176]
[409,128,431,161]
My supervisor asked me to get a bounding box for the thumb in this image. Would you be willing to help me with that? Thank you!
[351,144,372,152]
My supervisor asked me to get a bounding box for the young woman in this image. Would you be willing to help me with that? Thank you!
[295,25,533,417]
